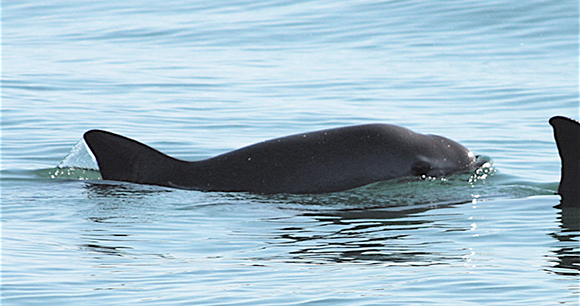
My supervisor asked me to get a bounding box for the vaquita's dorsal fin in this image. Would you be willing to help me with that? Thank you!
[550,116,580,204]
[83,130,183,186]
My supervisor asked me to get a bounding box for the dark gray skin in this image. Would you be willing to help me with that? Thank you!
[550,116,580,204]
[84,124,481,194]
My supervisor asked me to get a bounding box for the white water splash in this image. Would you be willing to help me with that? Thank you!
[57,139,99,170]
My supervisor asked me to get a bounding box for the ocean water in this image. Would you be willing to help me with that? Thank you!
[2,0,579,305]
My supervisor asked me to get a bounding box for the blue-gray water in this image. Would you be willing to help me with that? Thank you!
[2,0,579,305]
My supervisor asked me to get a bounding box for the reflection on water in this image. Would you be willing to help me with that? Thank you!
[42,173,572,306]
[84,181,173,199]
[78,184,172,263]
[76,172,579,275]
[258,180,484,265]
[80,240,132,257]
[267,206,468,265]
[548,198,580,276]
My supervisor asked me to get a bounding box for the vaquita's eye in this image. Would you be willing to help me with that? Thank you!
[411,161,432,176]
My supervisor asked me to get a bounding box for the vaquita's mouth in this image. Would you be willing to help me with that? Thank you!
[472,155,493,170]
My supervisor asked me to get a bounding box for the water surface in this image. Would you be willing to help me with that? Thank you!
[2,0,578,305]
